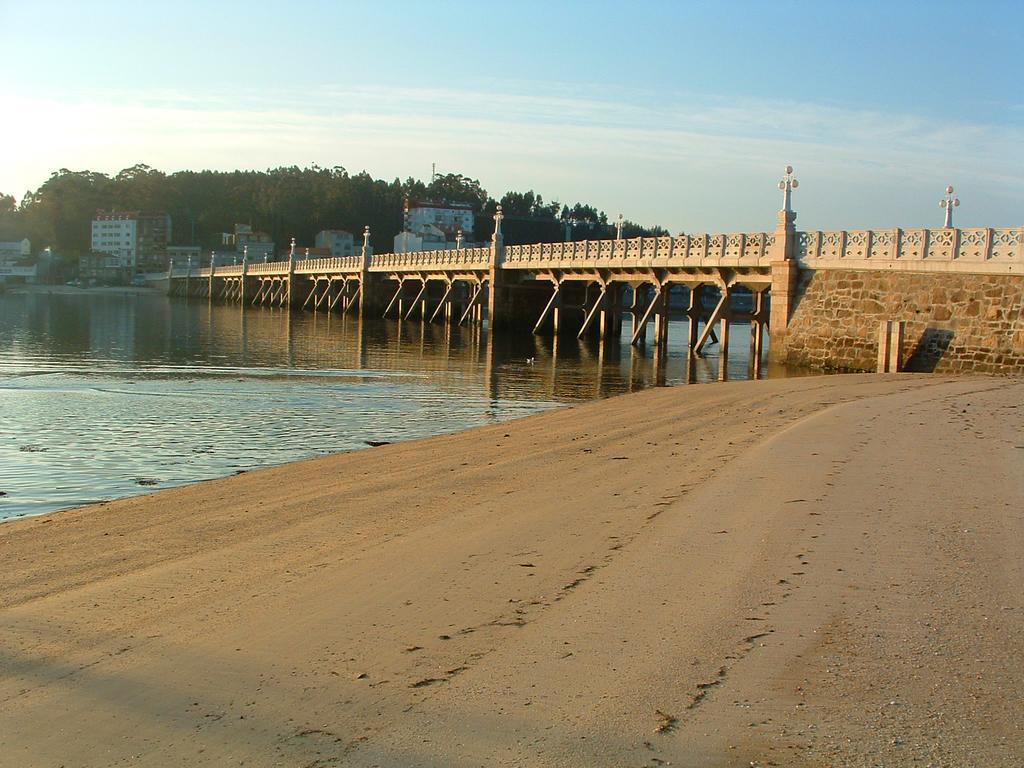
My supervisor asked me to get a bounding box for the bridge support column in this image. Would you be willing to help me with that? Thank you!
[750,288,768,377]
[552,287,562,334]
[768,259,799,362]
[717,308,731,381]
[600,284,623,340]
[686,285,703,349]
[239,255,249,306]
[652,287,669,349]
[486,205,507,331]
[768,207,799,363]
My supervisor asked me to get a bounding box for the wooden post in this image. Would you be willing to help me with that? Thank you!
[878,321,905,372]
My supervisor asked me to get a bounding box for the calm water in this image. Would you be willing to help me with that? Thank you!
[0,289,791,520]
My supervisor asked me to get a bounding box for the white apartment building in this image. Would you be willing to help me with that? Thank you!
[314,229,355,257]
[91,212,171,272]
[393,225,448,254]
[408,202,474,239]
[91,218,137,268]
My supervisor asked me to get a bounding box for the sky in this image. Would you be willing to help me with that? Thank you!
[1,0,1021,233]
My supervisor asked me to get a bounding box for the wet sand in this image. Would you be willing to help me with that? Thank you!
[1,374,1022,767]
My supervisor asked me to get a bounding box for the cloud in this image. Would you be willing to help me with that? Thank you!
[2,83,1021,231]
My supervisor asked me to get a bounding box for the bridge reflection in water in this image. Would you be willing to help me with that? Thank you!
[182,298,786,404]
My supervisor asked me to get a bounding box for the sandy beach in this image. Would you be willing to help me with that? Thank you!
[1,373,1022,767]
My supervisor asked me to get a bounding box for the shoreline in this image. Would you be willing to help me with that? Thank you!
[2,373,1022,766]
[6,284,159,296]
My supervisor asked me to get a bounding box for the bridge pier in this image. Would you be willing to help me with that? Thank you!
[628,285,649,346]
[767,208,798,363]
[652,286,669,350]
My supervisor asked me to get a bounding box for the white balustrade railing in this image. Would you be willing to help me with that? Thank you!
[293,256,364,274]
[796,228,1022,270]
[368,246,492,271]
[503,233,776,268]
[246,260,290,275]
[163,227,1021,283]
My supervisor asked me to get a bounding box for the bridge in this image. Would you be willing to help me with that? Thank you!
[161,174,1024,375]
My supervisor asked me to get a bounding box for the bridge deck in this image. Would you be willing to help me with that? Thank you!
[162,226,1020,281]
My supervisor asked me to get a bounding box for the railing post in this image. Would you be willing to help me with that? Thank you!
[768,165,800,364]
[240,246,249,305]
[208,251,216,300]
[357,225,376,315]
[286,238,296,309]
[487,205,506,330]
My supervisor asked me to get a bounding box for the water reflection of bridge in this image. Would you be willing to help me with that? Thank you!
[184,302,770,411]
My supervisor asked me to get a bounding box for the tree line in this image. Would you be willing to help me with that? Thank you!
[0,165,668,263]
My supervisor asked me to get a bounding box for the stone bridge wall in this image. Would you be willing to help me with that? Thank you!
[779,269,1024,373]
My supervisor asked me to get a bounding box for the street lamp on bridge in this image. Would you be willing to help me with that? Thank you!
[778,165,799,212]
[615,213,624,240]
[940,185,960,228]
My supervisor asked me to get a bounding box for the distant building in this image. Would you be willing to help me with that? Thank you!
[408,202,474,239]
[393,225,448,254]
[296,246,331,260]
[0,239,36,284]
[0,238,31,264]
[221,223,274,261]
[394,201,474,253]
[166,246,202,269]
[314,230,355,257]
[91,212,171,275]
[78,252,122,283]
[210,250,245,267]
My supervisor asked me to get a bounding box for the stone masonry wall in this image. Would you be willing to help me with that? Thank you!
[780,269,1024,373]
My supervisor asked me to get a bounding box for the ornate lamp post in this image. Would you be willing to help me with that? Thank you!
[492,204,504,244]
[615,213,624,241]
[940,185,960,228]
[402,198,411,253]
[778,165,799,212]
[455,228,463,250]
